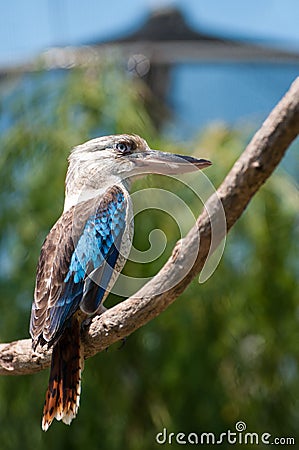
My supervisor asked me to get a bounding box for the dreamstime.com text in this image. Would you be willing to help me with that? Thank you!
[155,421,295,446]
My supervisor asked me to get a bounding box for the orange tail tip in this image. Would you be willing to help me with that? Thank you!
[42,376,81,431]
[42,316,84,431]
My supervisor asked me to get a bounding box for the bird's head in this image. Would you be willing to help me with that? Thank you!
[65,134,211,208]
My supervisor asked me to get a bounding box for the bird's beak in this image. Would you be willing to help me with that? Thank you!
[131,149,212,175]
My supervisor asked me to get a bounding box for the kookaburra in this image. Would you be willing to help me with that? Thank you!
[29,134,212,430]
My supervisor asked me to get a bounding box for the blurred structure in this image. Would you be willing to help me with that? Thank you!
[1,7,299,129]
[98,8,299,98]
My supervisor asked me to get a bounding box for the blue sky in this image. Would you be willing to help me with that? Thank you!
[1,0,299,66]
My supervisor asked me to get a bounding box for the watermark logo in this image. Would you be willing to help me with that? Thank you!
[71,166,226,297]
[235,421,247,432]
[155,421,296,446]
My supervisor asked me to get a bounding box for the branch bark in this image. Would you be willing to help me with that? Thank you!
[1,77,299,376]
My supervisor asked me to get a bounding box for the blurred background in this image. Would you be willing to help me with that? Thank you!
[0,0,299,449]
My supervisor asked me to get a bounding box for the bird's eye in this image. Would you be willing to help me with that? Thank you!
[115,142,131,154]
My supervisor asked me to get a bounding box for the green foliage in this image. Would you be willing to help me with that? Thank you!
[0,63,298,450]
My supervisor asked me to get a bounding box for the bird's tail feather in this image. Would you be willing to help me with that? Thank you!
[42,315,84,431]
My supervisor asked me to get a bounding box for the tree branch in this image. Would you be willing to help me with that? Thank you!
[1,77,299,376]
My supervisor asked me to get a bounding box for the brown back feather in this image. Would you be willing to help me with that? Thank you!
[30,198,98,348]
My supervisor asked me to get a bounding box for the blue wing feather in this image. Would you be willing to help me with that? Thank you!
[65,190,125,283]
[46,187,127,343]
